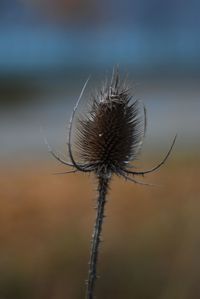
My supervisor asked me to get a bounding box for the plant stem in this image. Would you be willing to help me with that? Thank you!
[86,176,110,299]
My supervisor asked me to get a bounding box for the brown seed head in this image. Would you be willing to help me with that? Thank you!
[75,70,145,177]
[45,67,176,183]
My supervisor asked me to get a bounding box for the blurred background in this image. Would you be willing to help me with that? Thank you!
[0,0,200,298]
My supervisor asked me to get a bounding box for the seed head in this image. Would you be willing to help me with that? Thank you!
[75,69,145,178]
[46,67,176,184]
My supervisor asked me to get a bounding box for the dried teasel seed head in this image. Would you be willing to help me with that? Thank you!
[45,67,176,183]
[75,69,146,177]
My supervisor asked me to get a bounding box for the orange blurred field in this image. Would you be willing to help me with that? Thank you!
[0,154,200,299]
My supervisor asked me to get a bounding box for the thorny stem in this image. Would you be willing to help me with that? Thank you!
[86,176,110,299]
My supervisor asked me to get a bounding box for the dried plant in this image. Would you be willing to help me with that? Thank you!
[44,67,176,299]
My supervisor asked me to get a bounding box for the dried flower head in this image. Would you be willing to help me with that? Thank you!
[45,67,176,184]
[75,72,144,178]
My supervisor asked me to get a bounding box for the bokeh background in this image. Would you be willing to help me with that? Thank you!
[0,1,200,298]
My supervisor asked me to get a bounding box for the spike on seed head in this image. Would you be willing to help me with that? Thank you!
[75,68,145,178]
